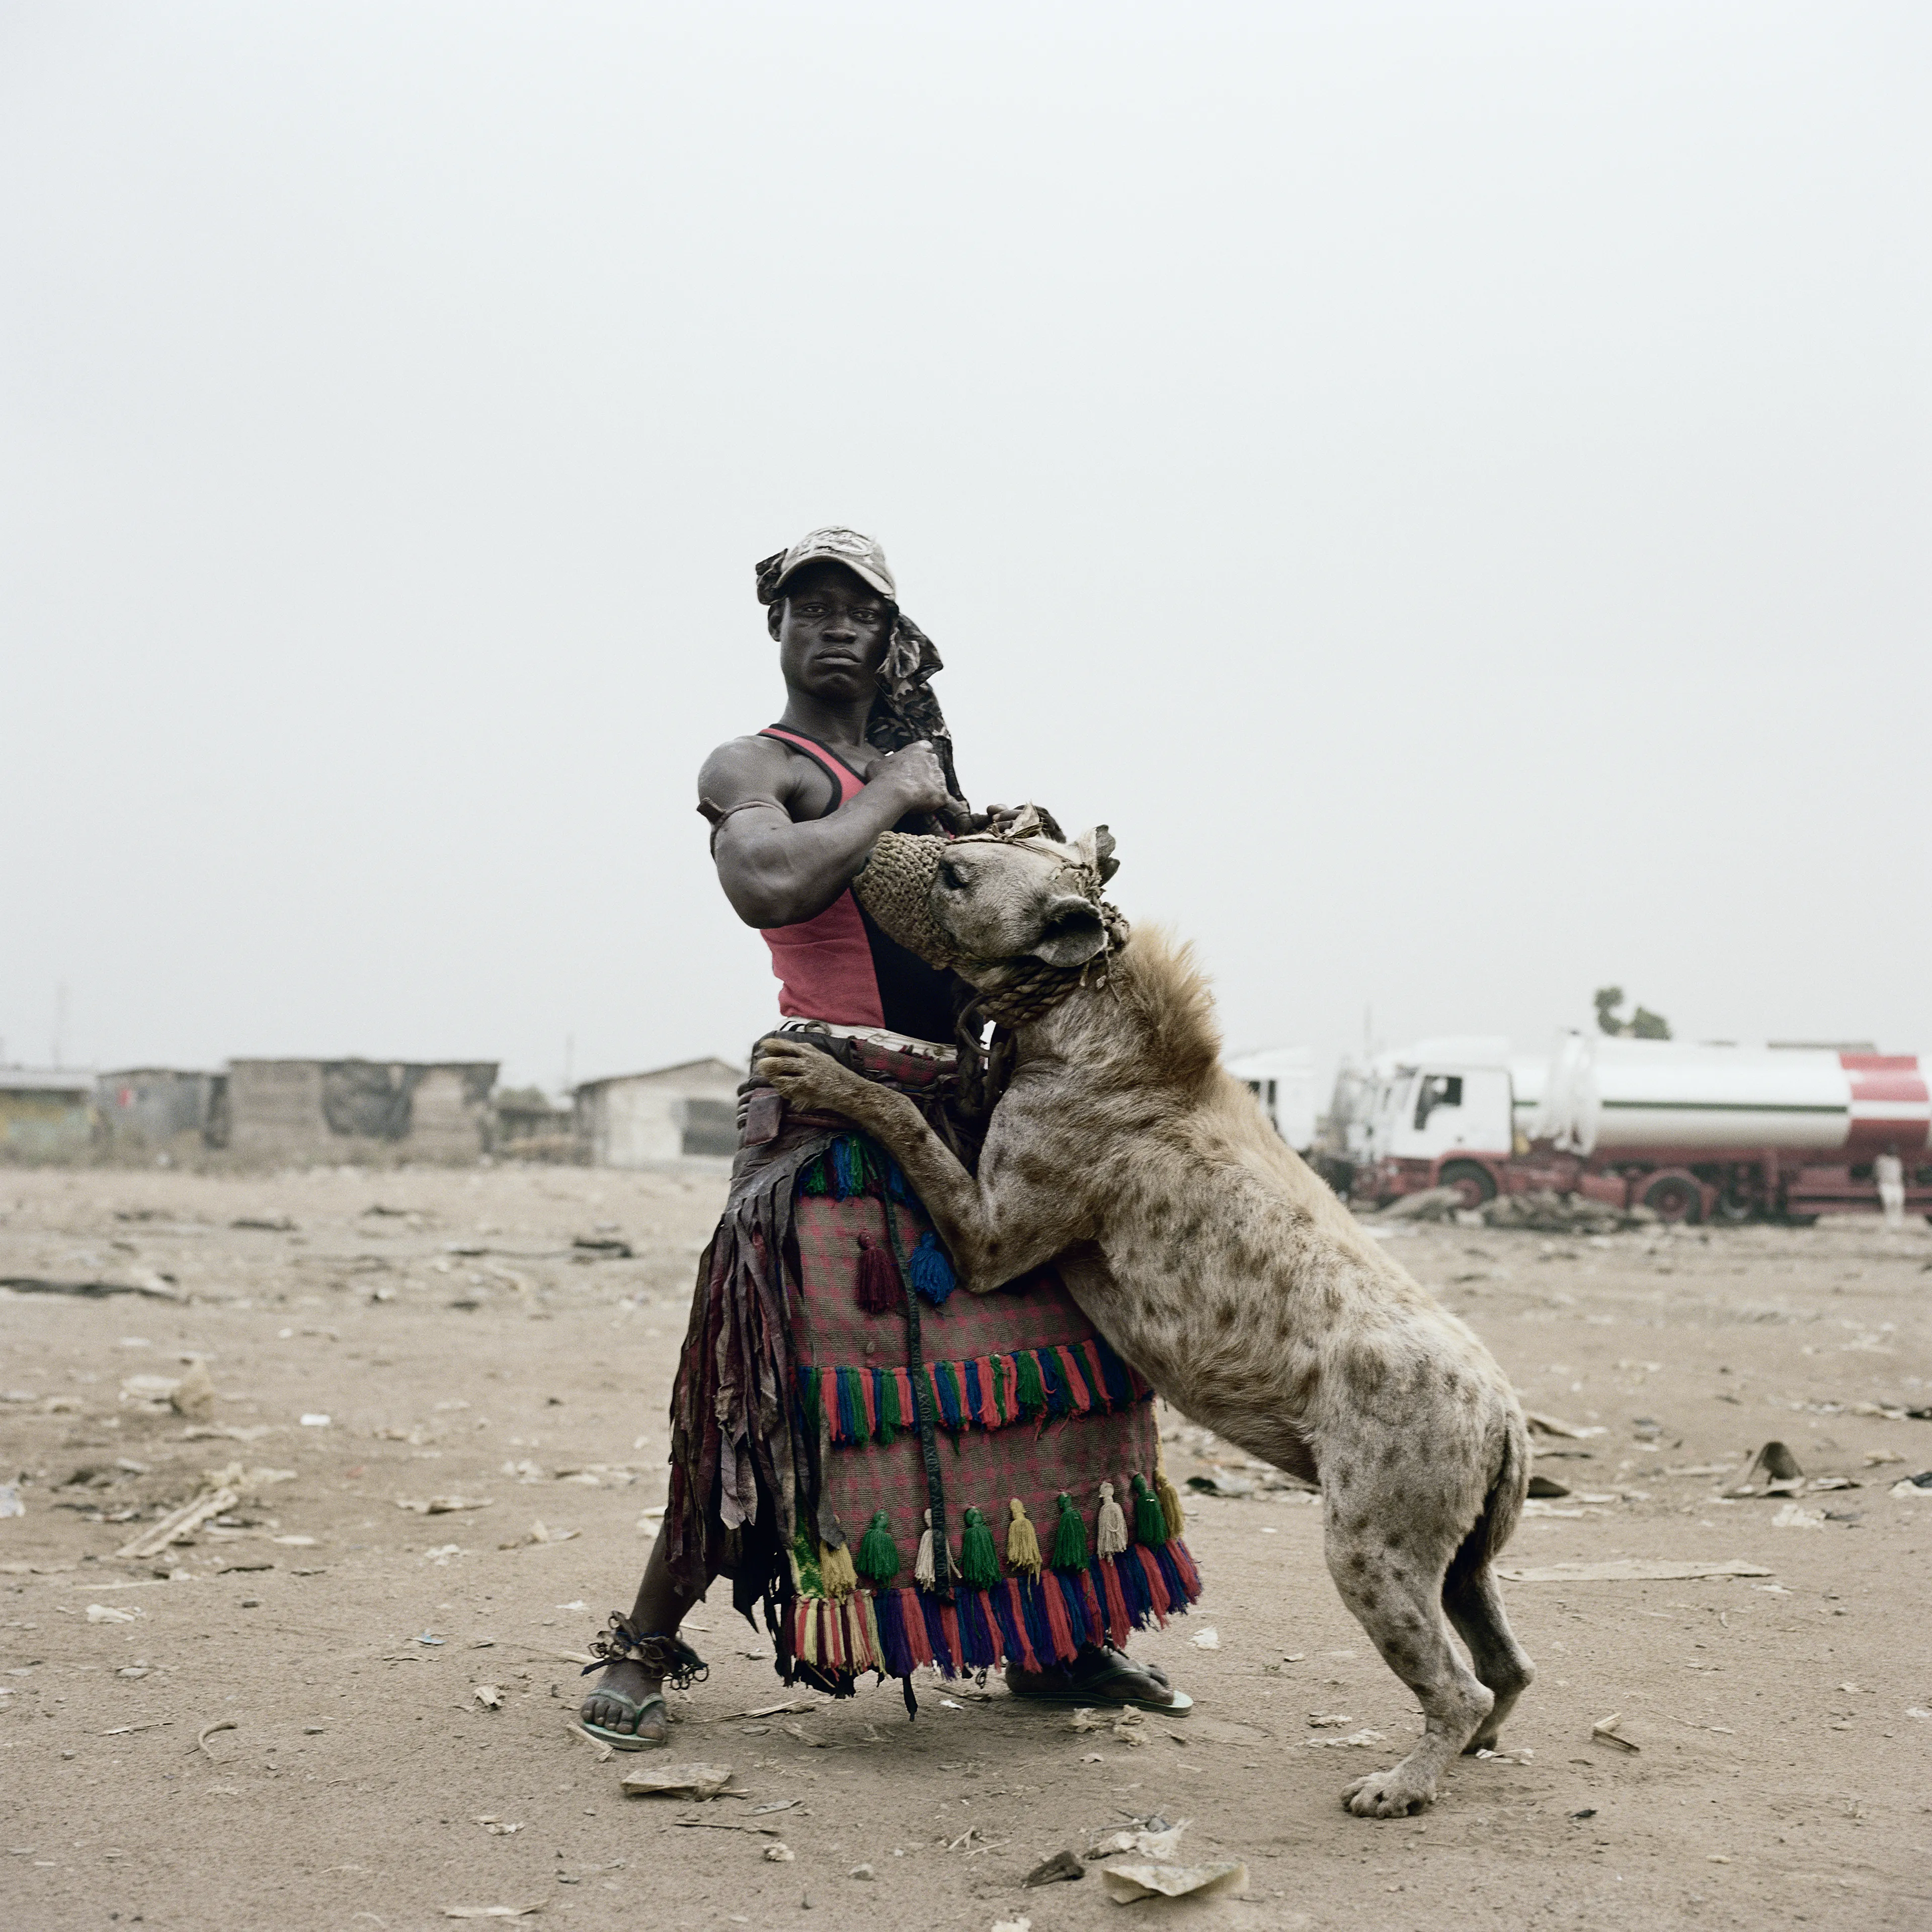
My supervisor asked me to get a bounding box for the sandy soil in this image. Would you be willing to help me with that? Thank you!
[3,1163,1930,1931]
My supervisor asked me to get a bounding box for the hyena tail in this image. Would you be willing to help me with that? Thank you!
[1441,1406,1534,1746]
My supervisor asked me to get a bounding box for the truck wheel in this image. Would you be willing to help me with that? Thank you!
[1439,1161,1497,1209]
[1643,1174,1702,1224]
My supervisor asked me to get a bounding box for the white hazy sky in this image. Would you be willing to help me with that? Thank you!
[4,2,1927,1095]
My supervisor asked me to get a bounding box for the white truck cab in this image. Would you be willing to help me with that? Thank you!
[1366,1061,1515,1165]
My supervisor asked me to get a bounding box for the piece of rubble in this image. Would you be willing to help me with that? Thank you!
[170,1359,217,1422]
[620,1761,735,1800]
[1590,1714,1639,1752]
[1024,1849,1084,1886]
[763,1842,794,1863]
[396,1496,495,1515]
[1188,1627,1221,1650]
[1099,1859,1247,1903]
[472,1684,504,1711]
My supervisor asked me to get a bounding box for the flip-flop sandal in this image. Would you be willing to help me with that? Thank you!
[579,1690,669,1751]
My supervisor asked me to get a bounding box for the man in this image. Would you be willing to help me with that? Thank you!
[579,529,1195,1748]
[1875,1143,1905,1231]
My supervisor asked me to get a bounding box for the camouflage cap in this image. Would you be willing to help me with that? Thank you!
[756,526,896,604]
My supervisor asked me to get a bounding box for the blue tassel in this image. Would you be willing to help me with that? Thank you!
[958,1590,998,1668]
[962,1357,986,1426]
[884,1155,911,1202]
[919,1591,954,1673]
[1056,1569,1093,1649]
[989,1585,1026,1665]
[1019,1574,1055,1661]
[1114,1548,1151,1626]
[1093,1337,1133,1405]
[836,1367,862,1444]
[829,1137,862,1199]
[908,1231,956,1306]
[1036,1348,1068,1417]
[876,1589,913,1678]
[1154,1543,1190,1608]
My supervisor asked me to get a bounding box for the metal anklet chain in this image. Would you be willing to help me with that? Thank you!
[582,1615,709,1689]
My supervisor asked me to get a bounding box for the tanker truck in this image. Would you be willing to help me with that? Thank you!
[1351,1034,1932,1225]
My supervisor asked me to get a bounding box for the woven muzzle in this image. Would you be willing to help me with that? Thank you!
[852,833,957,967]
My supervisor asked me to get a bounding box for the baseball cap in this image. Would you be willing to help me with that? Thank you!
[763,527,896,602]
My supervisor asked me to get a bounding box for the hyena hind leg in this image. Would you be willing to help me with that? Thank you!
[1442,1556,1533,1753]
[1325,1527,1494,1819]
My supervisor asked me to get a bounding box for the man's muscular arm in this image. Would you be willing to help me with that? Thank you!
[698,735,954,928]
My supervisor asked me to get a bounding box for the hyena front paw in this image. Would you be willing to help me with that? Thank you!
[751,1040,860,1112]
[1341,1763,1438,1818]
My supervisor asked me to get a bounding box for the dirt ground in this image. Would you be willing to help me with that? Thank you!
[3,1163,1929,1932]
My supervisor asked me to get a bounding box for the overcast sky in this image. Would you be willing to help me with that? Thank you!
[4,2,1926,1096]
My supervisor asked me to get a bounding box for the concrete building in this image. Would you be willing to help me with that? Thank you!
[96,1069,224,1160]
[575,1058,743,1166]
[0,1069,95,1162]
[224,1059,498,1164]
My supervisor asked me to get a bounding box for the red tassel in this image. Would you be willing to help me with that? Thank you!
[859,1366,878,1438]
[898,1587,933,1668]
[819,1372,841,1443]
[1079,1339,1111,1408]
[1056,1345,1092,1413]
[854,1232,904,1313]
[1168,1539,1202,1600]
[939,1603,963,1675]
[1099,1554,1131,1647]
[1040,1571,1077,1664]
[1077,1567,1105,1636]
[1133,1544,1170,1618]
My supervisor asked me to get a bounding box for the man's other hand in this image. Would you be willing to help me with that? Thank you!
[865,740,956,818]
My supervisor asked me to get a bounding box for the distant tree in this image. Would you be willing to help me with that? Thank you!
[1593,987,1672,1039]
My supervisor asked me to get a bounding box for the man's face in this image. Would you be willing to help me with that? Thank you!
[776,561,892,701]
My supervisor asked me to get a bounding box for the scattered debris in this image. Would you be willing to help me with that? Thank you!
[0,1484,23,1519]
[1305,1713,1353,1728]
[990,1918,1033,1932]
[1099,1860,1248,1903]
[737,1699,820,1719]
[396,1497,495,1515]
[1188,1627,1221,1650]
[1772,1501,1827,1528]
[1888,1472,1932,1498]
[763,1843,794,1864]
[1087,1820,1187,1861]
[1374,1186,1464,1223]
[1525,1412,1608,1440]
[1481,1192,1656,1235]
[571,1236,633,1259]
[1496,1559,1771,1584]
[195,1720,237,1758]
[1024,1849,1085,1886]
[1184,1468,1256,1497]
[1590,1714,1639,1752]
[86,1603,140,1624]
[563,1722,613,1763]
[441,1909,542,1921]
[231,1216,296,1232]
[847,1863,875,1880]
[1,1274,183,1302]
[620,1762,735,1800]
[171,1359,216,1422]
[1303,1729,1385,1749]
[471,1684,503,1711]
[1526,1475,1572,1498]
[1111,1708,1146,1745]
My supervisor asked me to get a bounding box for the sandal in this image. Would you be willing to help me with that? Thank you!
[579,1688,669,1752]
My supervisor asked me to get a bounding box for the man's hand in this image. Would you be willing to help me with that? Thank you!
[864,740,961,819]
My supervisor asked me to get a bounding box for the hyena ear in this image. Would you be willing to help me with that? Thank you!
[1087,825,1120,883]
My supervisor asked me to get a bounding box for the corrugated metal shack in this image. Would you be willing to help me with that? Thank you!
[224,1059,498,1164]
[0,1069,96,1162]
[96,1068,224,1161]
[575,1058,743,1167]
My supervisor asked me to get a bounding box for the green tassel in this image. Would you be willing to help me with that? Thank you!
[1013,1349,1046,1417]
[798,1153,830,1196]
[1132,1473,1169,1545]
[854,1509,902,1585]
[959,1508,1001,1589]
[1051,1491,1088,1571]
[877,1369,901,1446]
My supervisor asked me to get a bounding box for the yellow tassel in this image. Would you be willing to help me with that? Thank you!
[819,1539,857,1601]
[1153,1437,1186,1540]
[859,1587,886,1669]
[1005,1497,1043,1578]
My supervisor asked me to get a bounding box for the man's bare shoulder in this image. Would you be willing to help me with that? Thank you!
[697,733,799,810]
